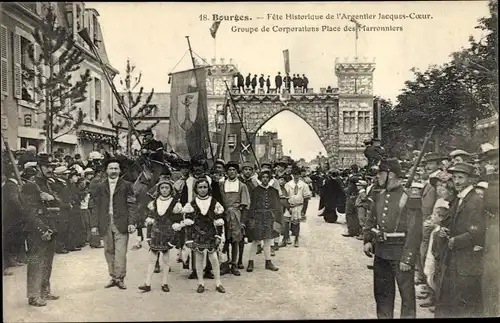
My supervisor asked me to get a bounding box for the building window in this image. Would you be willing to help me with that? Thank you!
[21,36,34,101]
[92,15,99,47]
[94,78,101,121]
[24,114,32,127]
[358,111,370,133]
[20,137,39,152]
[343,111,356,133]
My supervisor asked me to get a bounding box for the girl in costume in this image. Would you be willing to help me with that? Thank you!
[183,178,226,293]
[138,179,183,292]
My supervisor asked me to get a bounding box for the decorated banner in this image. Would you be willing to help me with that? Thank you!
[283,49,290,74]
[167,67,209,160]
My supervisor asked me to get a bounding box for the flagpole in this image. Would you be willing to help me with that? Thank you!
[214,36,217,63]
[185,36,216,163]
[224,81,260,168]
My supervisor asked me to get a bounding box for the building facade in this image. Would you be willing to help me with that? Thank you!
[1,2,118,157]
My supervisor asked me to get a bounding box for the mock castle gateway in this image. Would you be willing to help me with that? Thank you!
[195,56,375,167]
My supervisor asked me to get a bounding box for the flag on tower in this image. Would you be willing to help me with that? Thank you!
[210,21,221,38]
[350,18,363,39]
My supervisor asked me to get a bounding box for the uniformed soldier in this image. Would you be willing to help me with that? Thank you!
[22,153,60,307]
[363,158,423,319]
[52,166,73,253]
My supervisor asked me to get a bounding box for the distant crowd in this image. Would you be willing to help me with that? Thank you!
[233,72,310,94]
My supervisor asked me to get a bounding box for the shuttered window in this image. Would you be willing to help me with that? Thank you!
[1,25,8,96]
[13,32,22,98]
[94,77,101,121]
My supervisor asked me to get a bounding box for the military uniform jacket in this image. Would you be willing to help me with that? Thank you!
[21,176,60,236]
[363,185,423,265]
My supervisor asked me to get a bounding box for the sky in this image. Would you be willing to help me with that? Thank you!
[90,1,490,161]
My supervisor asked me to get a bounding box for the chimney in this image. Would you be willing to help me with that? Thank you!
[211,58,216,65]
[220,58,225,65]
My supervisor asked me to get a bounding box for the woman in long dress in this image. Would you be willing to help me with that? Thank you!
[245,169,281,272]
[183,178,226,293]
[138,179,183,292]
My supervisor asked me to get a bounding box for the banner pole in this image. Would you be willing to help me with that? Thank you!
[186,36,215,163]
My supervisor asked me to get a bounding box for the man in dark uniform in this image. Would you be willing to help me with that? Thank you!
[245,73,251,91]
[284,73,292,92]
[296,74,303,92]
[302,74,309,92]
[22,153,60,307]
[2,155,27,275]
[258,74,265,91]
[87,160,105,248]
[275,72,282,94]
[251,74,257,93]
[363,158,423,319]
[236,72,245,93]
[266,75,271,93]
[52,166,73,254]
[319,169,346,223]
[142,129,164,163]
[364,138,386,168]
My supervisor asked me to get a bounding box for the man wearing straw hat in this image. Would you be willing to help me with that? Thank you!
[435,162,485,318]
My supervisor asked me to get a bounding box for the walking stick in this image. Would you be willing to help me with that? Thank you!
[404,125,436,189]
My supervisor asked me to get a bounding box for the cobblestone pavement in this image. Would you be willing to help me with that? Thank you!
[3,197,433,321]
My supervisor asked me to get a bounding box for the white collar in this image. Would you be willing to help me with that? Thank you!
[108,177,118,184]
[457,185,474,199]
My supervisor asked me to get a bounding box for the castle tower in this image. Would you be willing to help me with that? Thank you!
[335,57,376,167]
[195,58,239,134]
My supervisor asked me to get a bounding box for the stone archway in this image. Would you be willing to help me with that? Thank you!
[231,93,340,165]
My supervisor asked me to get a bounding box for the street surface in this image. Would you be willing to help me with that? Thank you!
[3,197,433,321]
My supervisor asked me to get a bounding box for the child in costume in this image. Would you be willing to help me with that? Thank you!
[138,179,183,292]
[183,178,226,293]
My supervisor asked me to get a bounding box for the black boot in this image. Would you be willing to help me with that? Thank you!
[220,262,230,276]
[230,264,241,276]
[246,260,254,272]
[265,260,279,271]
[294,236,299,248]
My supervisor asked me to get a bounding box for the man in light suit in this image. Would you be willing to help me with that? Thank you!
[435,162,485,318]
[90,158,138,290]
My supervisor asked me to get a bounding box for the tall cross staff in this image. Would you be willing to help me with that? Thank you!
[350,18,364,60]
